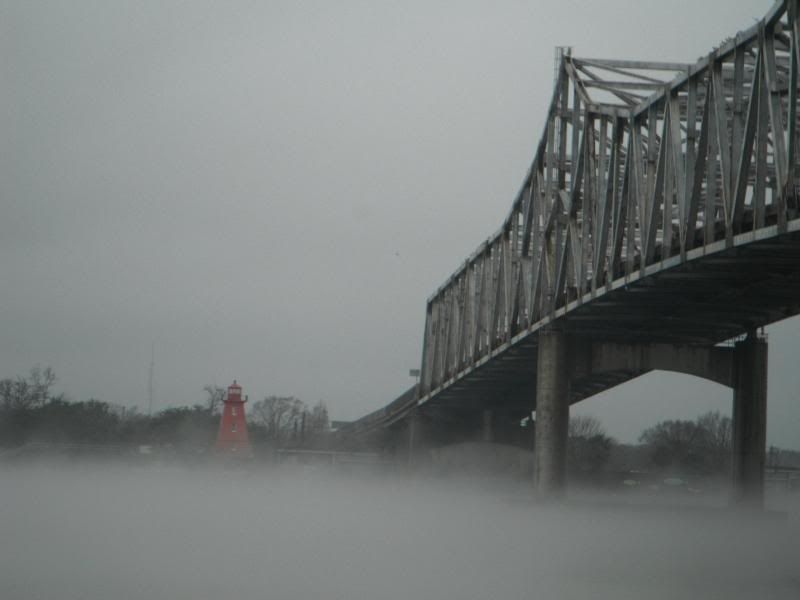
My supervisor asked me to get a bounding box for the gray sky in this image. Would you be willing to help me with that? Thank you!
[2,0,797,448]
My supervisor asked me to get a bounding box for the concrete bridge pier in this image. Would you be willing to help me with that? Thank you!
[406,410,424,466]
[732,332,768,508]
[534,327,570,500]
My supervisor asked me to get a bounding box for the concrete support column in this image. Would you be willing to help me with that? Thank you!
[407,410,428,467]
[534,327,570,500]
[731,332,768,508]
[482,409,494,443]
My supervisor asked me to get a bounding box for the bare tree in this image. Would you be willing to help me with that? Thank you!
[250,396,305,444]
[696,411,731,452]
[306,401,329,435]
[639,411,731,474]
[0,366,58,411]
[202,385,225,415]
[568,415,604,439]
[567,415,614,477]
[696,410,732,472]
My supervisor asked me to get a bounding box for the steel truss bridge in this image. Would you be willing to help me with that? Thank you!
[343,1,800,501]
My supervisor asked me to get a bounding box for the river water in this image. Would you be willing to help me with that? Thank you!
[1,462,797,600]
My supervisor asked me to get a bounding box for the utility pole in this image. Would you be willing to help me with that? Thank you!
[147,343,155,416]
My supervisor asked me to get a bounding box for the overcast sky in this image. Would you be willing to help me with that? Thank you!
[2,0,797,448]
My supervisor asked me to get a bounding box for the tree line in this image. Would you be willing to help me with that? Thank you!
[2,366,797,474]
[567,412,733,478]
[0,367,330,454]
[568,411,799,479]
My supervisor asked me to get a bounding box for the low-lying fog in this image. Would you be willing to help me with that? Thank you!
[1,462,797,600]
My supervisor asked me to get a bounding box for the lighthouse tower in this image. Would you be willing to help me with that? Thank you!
[215,380,252,456]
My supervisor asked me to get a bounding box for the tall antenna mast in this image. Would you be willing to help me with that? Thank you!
[147,343,155,416]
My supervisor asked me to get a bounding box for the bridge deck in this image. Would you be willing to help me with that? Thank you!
[425,220,800,417]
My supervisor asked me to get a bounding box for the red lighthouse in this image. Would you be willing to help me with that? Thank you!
[215,381,252,456]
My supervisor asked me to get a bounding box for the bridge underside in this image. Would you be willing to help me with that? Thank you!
[426,223,800,417]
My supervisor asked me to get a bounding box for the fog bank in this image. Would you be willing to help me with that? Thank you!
[1,463,797,599]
